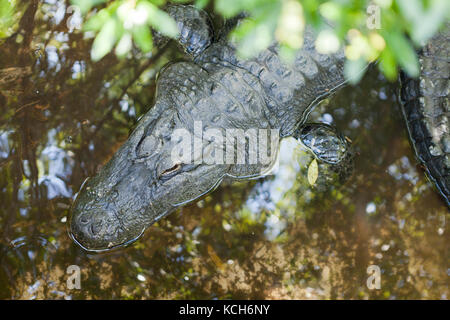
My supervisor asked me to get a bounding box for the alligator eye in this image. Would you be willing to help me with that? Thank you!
[161,163,182,177]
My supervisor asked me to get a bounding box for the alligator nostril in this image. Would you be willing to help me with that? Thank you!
[89,222,101,236]
[79,215,89,225]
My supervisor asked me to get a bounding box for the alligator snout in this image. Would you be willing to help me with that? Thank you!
[70,207,118,251]
[69,154,162,252]
[69,179,135,251]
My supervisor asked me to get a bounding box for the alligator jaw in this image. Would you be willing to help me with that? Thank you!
[69,225,146,253]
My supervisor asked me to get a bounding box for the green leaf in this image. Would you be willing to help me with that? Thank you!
[0,0,14,38]
[307,159,319,186]
[396,0,449,45]
[149,0,167,5]
[132,24,153,52]
[344,58,367,84]
[83,8,111,31]
[379,46,397,81]
[215,0,246,18]
[412,0,449,45]
[232,3,280,59]
[195,0,210,9]
[234,21,273,58]
[71,0,108,15]
[383,31,419,77]
[91,18,118,61]
[319,2,342,22]
[115,32,132,57]
[137,2,179,38]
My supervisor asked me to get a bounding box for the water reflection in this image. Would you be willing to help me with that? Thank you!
[1,235,59,299]
[0,1,448,299]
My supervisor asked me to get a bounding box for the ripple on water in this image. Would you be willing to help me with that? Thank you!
[0,235,69,299]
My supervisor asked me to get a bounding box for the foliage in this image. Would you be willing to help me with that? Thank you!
[307,158,318,185]
[0,0,20,38]
[72,0,178,60]
[69,0,450,83]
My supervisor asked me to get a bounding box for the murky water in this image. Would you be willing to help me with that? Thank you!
[0,2,448,300]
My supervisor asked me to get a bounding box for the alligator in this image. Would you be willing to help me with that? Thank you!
[70,5,449,252]
[400,24,450,207]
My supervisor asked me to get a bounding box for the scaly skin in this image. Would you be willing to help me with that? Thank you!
[69,7,348,251]
[400,23,450,206]
[153,5,214,56]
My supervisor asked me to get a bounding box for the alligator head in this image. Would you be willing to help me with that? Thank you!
[69,96,230,251]
[69,52,284,252]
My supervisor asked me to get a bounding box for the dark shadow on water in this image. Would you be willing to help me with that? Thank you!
[0,1,448,299]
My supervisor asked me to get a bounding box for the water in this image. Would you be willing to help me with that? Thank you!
[0,2,448,299]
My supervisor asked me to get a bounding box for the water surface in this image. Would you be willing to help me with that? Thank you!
[0,1,448,299]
